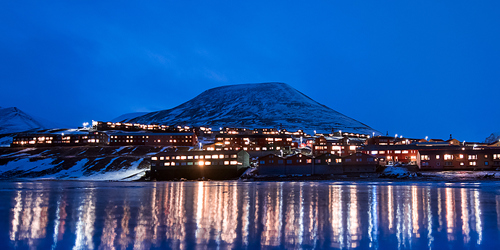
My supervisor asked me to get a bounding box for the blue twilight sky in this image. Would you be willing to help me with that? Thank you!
[1,1,499,142]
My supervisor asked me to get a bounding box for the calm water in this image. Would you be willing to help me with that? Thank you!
[2,181,500,249]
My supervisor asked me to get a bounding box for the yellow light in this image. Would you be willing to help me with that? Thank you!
[199,161,205,166]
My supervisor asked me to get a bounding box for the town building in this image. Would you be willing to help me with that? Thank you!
[206,134,296,152]
[361,144,419,165]
[417,147,500,170]
[258,152,378,176]
[312,136,365,156]
[150,150,249,180]
[109,132,196,147]
[342,152,379,173]
[11,131,108,147]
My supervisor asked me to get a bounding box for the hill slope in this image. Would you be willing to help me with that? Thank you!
[128,82,378,134]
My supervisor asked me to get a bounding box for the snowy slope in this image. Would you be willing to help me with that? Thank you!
[111,112,149,122]
[0,107,46,134]
[485,132,500,144]
[128,82,379,134]
[0,146,160,181]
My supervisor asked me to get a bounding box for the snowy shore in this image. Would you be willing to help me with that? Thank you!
[240,166,500,182]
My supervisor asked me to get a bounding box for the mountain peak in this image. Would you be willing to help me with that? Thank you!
[128,82,379,134]
[0,107,46,134]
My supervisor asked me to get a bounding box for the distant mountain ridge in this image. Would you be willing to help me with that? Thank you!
[126,82,379,135]
[0,107,46,134]
[485,132,500,144]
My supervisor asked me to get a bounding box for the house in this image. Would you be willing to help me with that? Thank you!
[365,136,420,146]
[312,136,363,157]
[150,150,249,180]
[258,154,287,175]
[342,153,379,173]
[258,153,313,176]
[258,153,346,176]
[361,145,419,165]
[313,153,343,174]
[417,147,500,170]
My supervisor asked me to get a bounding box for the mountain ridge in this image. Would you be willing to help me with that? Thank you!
[127,82,379,134]
[0,107,46,134]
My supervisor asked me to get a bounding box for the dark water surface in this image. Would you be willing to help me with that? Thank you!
[2,181,500,249]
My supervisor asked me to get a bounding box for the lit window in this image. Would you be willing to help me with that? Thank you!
[181,156,186,160]
[164,162,170,166]
[187,156,193,159]
[421,155,430,161]
[444,154,453,160]
[436,155,440,160]
[402,150,409,154]
[459,154,464,159]
[224,161,230,165]
[371,151,378,155]
[468,155,477,160]
[469,161,477,166]
[395,150,401,154]
[151,157,158,161]
[205,155,211,159]
[494,154,500,160]
[160,157,164,160]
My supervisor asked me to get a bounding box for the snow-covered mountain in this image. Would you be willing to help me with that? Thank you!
[111,112,149,122]
[0,107,47,134]
[485,132,500,144]
[127,82,379,135]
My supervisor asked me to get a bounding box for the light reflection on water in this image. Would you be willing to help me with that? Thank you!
[3,181,500,249]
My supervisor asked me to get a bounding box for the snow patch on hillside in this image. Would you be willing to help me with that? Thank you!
[0,158,55,173]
